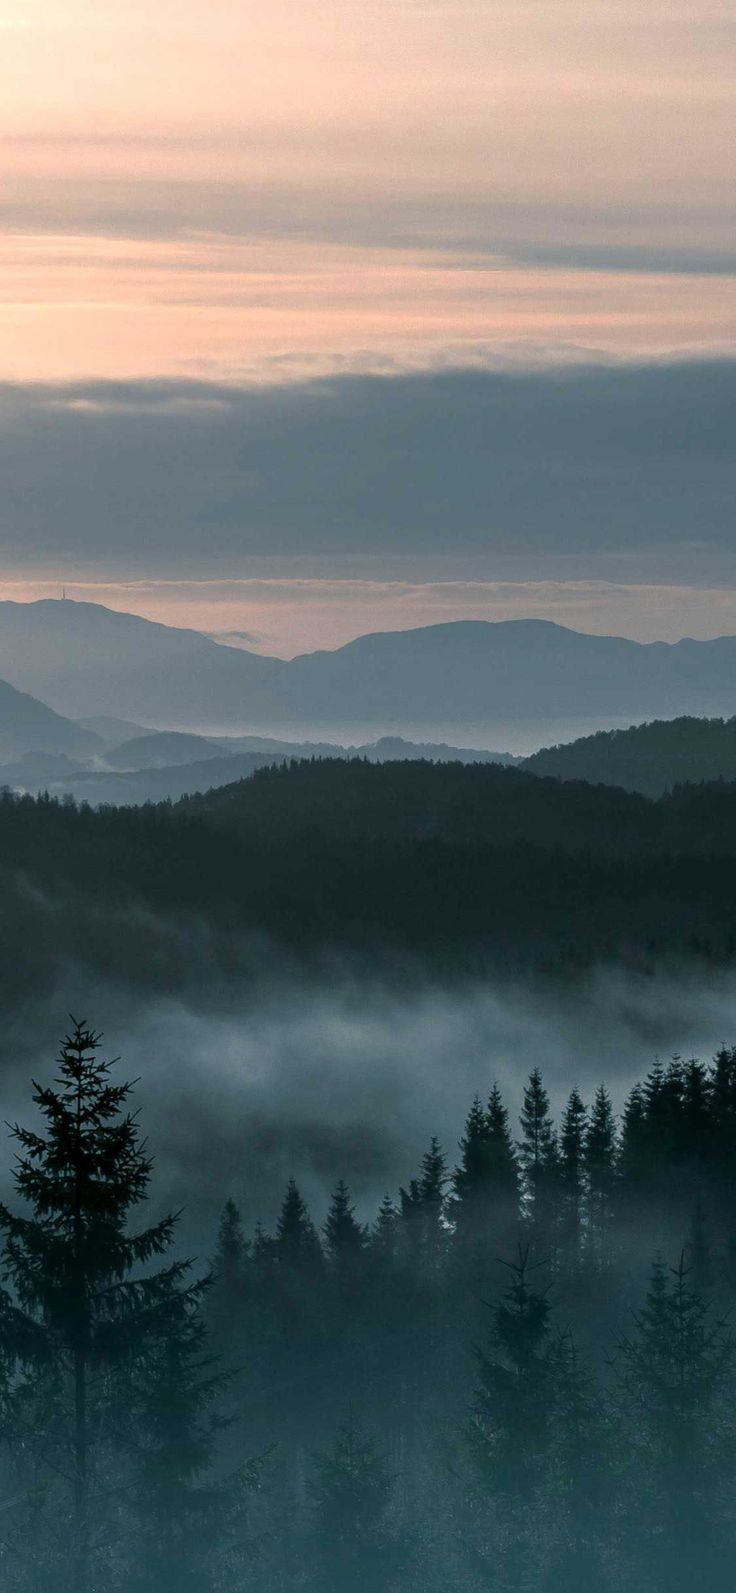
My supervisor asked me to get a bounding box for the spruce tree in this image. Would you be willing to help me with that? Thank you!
[558,1089,587,1277]
[213,1200,248,1292]
[518,1070,559,1261]
[276,1179,323,1277]
[485,1084,520,1208]
[467,1245,553,1499]
[453,1086,519,1259]
[545,1330,612,1588]
[399,1139,447,1271]
[0,1020,193,1593]
[584,1086,617,1269]
[453,1095,489,1228]
[616,1253,736,1591]
[418,1136,447,1268]
[306,1415,400,1593]
[209,1200,249,1350]
[370,1194,399,1263]
[129,1282,255,1593]
[323,1181,367,1267]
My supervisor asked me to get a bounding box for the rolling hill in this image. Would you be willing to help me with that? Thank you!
[3,757,736,982]
[523,716,736,797]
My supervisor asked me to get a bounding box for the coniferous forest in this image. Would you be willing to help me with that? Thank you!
[3,1019,736,1591]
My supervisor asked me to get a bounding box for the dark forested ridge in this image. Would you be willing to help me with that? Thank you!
[5,758,736,999]
[4,1020,736,1590]
[524,713,736,796]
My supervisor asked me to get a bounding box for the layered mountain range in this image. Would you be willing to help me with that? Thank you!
[3,599,736,806]
[0,599,735,735]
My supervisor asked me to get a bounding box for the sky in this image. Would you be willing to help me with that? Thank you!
[0,0,734,653]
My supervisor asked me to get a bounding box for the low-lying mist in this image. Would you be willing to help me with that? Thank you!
[2,959,735,1251]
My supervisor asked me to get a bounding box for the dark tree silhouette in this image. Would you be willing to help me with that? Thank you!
[0,1020,196,1593]
[518,1070,559,1259]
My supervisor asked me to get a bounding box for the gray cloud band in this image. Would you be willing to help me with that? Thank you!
[0,360,733,573]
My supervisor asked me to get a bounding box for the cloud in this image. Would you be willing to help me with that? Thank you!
[0,362,733,576]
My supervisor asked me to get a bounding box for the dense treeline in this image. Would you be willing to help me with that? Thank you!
[524,713,736,797]
[4,763,736,992]
[3,1022,736,1589]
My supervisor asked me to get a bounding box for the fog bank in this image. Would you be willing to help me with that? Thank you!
[0,963,734,1249]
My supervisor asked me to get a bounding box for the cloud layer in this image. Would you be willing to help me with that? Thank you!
[0,362,732,569]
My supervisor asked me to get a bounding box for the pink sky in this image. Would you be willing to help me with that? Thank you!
[0,0,733,650]
[3,575,736,658]
[0,0,733,382]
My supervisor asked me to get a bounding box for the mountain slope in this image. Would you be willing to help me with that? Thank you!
[0,599,285,724]
[2,600,736,733]
[104,731,224,770]
[0,676,101,761]
[4,758,736,977]
[522,716,736,797]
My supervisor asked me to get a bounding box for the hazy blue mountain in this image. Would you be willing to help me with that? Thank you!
[2,599,736,735]
[356,734,516,764]
[0,598,284,724]
[523,715,736,797]
[11,750,281,806]
[213,731,516,764]
[6,735,515,806]
[281,620,736,728]
[75,714,153,746]
[0,676,102,762]
[104,731,224,770]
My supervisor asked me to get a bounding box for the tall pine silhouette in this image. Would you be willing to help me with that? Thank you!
[0,1020,197,1593]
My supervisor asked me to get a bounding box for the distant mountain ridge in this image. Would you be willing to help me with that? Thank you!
[1,600,736,734]
[4,729,515,807]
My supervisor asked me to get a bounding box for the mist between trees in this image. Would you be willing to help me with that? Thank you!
[2,1020,736,1591]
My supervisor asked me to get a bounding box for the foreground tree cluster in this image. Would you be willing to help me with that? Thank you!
[2,1026,736,1590]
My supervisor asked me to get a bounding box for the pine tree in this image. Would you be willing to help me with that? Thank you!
[419,1136,447,1266]
[710,1046,736,1281]
[453,1095,488,1223]
[544,1330,612,1588]
[129,1279,259,1593]
[213,1200,248,1291]
[615,1253,736,1592]
[370,1194,399,1263]
[276,1179,323,1276]
[453,1086,519,1257]
[486,1084,520,1206]
[399,1138,447,1271]
[0,1020,194,1593]
[323,1181,367,1267]
[467,1245,553,1499]
[306,1414,401,1593]
[558,1089,587,1277]
[209,1200,249,1349]
[584,1085,617,1268]
[518,1070,559,1260]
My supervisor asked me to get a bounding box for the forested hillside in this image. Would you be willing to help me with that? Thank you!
[2,1020,736,1590]
[3,760,736,1001]
[525,714,736,796]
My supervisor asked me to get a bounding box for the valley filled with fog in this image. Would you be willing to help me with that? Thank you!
[2,601,736,1591]
[2,958,735,1249]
